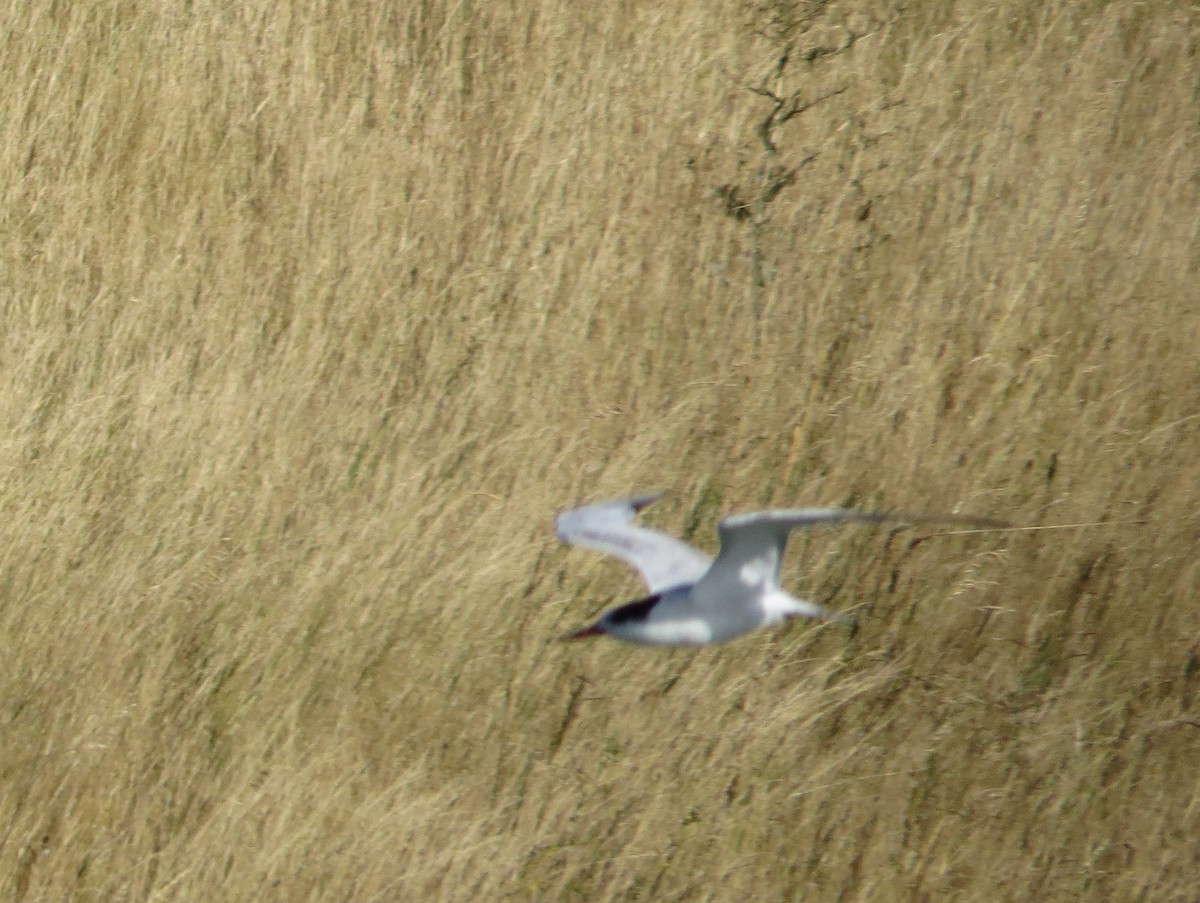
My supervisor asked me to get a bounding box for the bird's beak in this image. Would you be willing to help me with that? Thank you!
[560,623,604,641]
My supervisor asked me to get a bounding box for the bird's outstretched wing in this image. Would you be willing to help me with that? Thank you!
[694,508,1008,608]
[556,493,713,594]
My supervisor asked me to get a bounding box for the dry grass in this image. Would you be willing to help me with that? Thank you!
[1,0,1197,899]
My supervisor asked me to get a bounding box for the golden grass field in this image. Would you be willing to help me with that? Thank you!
[1,0,1198,899]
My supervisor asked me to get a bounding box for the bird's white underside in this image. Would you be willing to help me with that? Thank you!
[610,617,715,646]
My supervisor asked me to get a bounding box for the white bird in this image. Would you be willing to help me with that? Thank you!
[556,493,1006,646]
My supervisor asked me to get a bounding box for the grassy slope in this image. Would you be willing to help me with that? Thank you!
[0,1,1197,900]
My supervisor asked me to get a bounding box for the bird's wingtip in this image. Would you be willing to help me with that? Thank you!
[555,490,664,538]
[629,491,665,512]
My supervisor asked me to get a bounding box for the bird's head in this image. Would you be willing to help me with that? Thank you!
[559,593,663,643]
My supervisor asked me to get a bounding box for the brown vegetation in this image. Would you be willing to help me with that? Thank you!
[0,1,1197,899]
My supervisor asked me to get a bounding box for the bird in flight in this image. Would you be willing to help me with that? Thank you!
[556,493,1006,646]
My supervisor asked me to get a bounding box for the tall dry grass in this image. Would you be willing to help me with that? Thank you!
[0,0,1197,899]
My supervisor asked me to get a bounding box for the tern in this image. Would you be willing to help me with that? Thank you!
[557,493,1006,646]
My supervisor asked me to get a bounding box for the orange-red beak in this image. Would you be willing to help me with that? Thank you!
[561,623,604,641]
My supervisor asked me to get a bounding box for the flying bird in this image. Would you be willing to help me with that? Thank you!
[556,493,1006,646]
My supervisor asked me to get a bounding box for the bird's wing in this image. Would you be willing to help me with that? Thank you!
[692,508,1008,611]
[555,493,713,594]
